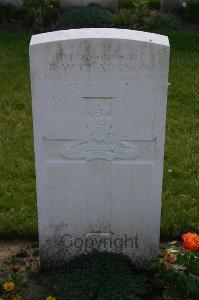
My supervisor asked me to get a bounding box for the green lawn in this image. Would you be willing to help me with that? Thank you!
[0,30,198,239]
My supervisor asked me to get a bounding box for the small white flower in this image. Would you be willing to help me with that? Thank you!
[168,169,173,173]
[182,2,187,8]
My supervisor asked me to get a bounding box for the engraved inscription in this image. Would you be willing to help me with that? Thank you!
[60,101,140,161]
[48,46,150,75]
[49,62,150,73]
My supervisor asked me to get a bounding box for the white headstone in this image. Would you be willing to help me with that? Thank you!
[30,28,170,267]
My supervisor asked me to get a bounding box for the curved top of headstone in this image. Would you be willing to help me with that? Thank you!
[30,28,169,48]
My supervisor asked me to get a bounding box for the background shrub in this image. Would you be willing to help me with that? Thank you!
[112,8,134,27]
[185,0,199,23]
[1,0,199,33]
[61,4,113,28]
[119,0,134,9]
[22,0,60,33]
[119,0,149,11]
[148,0,160,9]
[0,4,26,30]
[119,0,160,10]
[115,0,150,29]
[146,12,182,30]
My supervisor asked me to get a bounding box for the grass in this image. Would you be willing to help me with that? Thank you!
[161,30,199,239]
[0,32,36,237]
[0,30,198,239]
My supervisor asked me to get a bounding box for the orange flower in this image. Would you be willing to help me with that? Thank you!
[3,281,15,292]
[182,232,199,251]
[10,264,21,272]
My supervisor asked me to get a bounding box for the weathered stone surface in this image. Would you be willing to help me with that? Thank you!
[30,28,170,268]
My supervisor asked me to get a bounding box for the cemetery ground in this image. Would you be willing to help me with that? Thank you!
[0,27,199,300]
[0,29,198,239]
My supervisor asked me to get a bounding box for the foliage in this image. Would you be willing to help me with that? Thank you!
[0,4,15,29]
[119,0,160,10]
[119,0,132,9]
[116,0,182,30]
[61,4,113,28]
[0,0,199,32]
[119,0,149,15]
[51,251,151,300]
[131,0,150,19]
[114,0,150,29]
[0,4,27,31]
[112,8,135,27]
[0,244,199,300]
[184,0,199,23]
[0,264,26,299]
[146,12,182,30]
[148,0,160,9]
[152,244,199,299]
[22,0,60,33]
